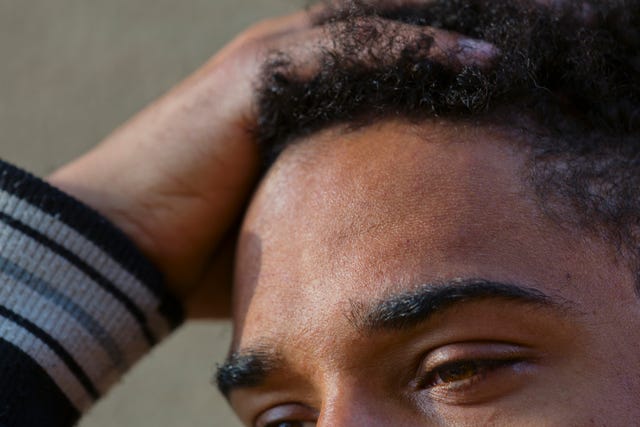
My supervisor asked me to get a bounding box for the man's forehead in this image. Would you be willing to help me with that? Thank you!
[232,120,551,334]
[248,119,530,236]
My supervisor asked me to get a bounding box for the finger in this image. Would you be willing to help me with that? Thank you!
[210,7,326,68]
[428,26,499,67]
[264,16,498,74]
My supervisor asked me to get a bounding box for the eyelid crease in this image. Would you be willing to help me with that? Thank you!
[411,341,540,397]
[419,342,535,373]
[409,343,542,406]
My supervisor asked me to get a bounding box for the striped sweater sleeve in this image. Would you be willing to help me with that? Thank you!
[0,159,184,426]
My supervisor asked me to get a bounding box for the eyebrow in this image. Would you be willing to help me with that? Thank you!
[216,278,570,398]
[216,348,280,398]
[351,278,569,333]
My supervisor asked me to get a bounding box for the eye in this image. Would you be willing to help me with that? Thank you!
[255,404,317,427]
[415,342,536,403]
[422,359,518,389]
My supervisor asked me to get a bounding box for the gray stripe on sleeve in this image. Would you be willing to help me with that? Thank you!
[0,256,127,371]
[0,270,124,392]
[0,190,171,337]
[0,222,150,365]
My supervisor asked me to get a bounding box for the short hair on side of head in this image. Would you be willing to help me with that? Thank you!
[253,0,640,289]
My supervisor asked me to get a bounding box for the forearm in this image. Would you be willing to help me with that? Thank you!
[0,159,182,426]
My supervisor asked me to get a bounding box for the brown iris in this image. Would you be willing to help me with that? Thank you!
[434,361,482,384]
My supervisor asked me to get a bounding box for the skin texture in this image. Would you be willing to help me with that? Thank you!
[229,120,640,426]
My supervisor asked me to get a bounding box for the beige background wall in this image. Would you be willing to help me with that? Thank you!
[0,1,303,426]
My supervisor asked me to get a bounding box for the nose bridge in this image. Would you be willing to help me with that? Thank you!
[317,396,382,426]
[316,381,422,427]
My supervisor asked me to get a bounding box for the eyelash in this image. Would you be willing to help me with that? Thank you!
[419,358,523,392]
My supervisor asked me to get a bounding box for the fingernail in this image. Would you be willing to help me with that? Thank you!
[456,38,499,63]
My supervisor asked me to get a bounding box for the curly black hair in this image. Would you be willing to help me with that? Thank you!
[255,0,640,285]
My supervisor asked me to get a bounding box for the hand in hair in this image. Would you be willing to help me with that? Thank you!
[46,4,495,318]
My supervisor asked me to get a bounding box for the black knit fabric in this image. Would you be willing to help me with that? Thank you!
[0,339,78,427]
[0,159,185,425]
